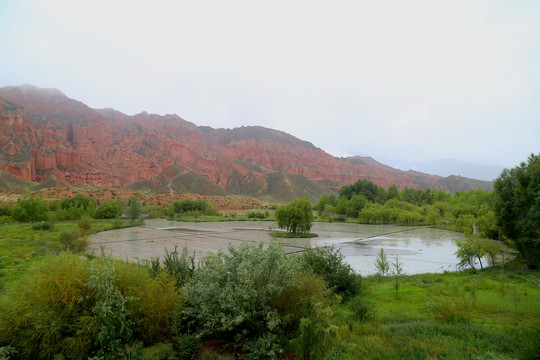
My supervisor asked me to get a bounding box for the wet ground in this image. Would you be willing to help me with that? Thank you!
[88,220,465,275]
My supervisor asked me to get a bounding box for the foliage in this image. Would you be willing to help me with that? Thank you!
[374,248,390,277]
[0,346,17,360]
[275,197,314,235]
[94,200,124,219]
[247,211,268,219]
[174,334,202,360]
[180,241,298,355]
[59,230,88,252]
[0,254,179,359]
[301,246,361,299]
[31,221,54,230]
[77,215,93,234]
[168,199,219,217]
[391,255,404,296]
[86,259,135,358]
[150,245,195,288]
[494,153,540,265]
[11,196,48,222]
[128,196,142,225]
[52,194,96,220]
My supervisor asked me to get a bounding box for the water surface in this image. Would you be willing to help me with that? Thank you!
[88,220,465,275]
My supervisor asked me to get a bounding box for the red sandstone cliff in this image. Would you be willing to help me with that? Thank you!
[0,85,490,197]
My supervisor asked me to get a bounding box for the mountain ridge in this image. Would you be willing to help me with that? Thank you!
[0,85,493,201]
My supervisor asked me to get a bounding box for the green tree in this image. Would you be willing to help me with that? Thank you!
[275,197,314,235]
[11,197,48,222]
[374,248,390,277]
[127,196,142,224]
[387,184,399,200]
[494,153,540,265]
[94,200,124,219]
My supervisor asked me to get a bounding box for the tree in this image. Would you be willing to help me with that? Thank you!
[455,235,487,270]
[374,248,390,277]
[275,197,314,235]
[11,197,48,222]
[391,255,404,297]
[494,153,540,265]
[127,196,142,224]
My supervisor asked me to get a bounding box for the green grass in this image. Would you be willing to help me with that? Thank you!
[0,219,131,291]
[322,267,540,359]
[269,230,318,238]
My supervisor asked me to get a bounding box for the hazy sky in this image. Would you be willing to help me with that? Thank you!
[1,0,539,169]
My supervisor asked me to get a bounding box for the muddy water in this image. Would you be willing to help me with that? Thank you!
[88,220,465,275]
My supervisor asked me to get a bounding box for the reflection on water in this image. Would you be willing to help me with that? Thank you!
[89,220,466,275]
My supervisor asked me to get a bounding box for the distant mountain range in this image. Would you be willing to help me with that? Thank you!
[0,85,493,201]
[381,158,504,181]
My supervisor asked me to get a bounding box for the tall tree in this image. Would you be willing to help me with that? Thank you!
[494,153,540,265]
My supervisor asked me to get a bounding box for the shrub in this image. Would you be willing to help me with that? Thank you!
[0,205,11,217]
[86,259,135,358]
[348,296,373,322]
[11,197,48,222]
[180,241,298,354]
[174,334,202,360]
[77,215,93,234]
[31,221,54,231]
[59,230,88,252]
[0,254,180,359]
[247,212,266,219]
[94,200,123,219]
[168,199,218,217]
[142,342,177,360]
[301,246,362,299]
[159,245,196,288]
[0,254,95,359]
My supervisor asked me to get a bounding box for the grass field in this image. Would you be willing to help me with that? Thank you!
[323,266,540,359]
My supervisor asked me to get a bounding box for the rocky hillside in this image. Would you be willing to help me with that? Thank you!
[0,85,493,201]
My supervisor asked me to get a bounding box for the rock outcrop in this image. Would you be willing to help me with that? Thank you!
[0,85,493,197]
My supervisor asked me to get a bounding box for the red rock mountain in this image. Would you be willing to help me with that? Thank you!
[0,85,491,200]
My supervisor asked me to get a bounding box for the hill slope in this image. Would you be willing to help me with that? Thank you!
[0,85,493,199]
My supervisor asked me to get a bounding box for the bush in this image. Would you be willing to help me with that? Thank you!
[180,241,298,353]
[348,296,373,322]
[31,221,54,231]
[59,230,88,252]
[301,246,362,299]
[0,205,11,217]
[247,212,266,219]
[94,200,123,219]
[174,334,202,360]
[77,215,93,234]
[168,199,218,218]
[0,254,180,359]
[11,197,48,222]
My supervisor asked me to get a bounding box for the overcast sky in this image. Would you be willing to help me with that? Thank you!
[1,0,539,169]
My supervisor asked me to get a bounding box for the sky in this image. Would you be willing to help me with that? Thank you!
[1,0,539,171]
